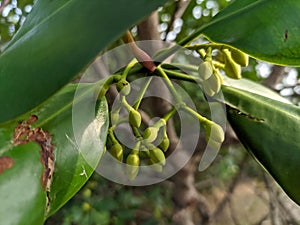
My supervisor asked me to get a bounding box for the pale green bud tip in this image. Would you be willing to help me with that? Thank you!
[129,109,141,127]
[198,61,213,81]
[201,72,221,97]
[126,154,140,180]
[206,122,225,143]
[126,154,140,166]
[150,148,166,166]
[143,127,159,143]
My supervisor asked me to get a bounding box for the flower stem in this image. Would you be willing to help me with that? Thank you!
[133,76,153,110]
[183,106,210,127]
[163,69,200,83]
[156,66,182,104]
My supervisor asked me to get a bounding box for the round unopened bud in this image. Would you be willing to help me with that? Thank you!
[198,61,214,81]
[202,72,221,97]
[82,202,91,212]
[116,79,131,96]
[149,148,166,166]
[126,154,140,180]
[129,109,141,127]
[82,188,92,198]
[205,122,225,143]
[223,49,241,79]
[230,48,249,67]
[110,143,123,161]
[143,127,159,143]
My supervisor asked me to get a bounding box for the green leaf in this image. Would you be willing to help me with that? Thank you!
[0,0,167,123]
[0,142,46,225]
[220,79,300,204]
[0,80,109,221]
[37,82,109,217]
[201,0,300,66]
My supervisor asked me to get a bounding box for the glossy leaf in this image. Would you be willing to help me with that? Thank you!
[36,81,109,217]
[220,79,300,204]
[0,0,167,123]
[0,143,46,225]
[200,0,300,66]
[0,80,109,222]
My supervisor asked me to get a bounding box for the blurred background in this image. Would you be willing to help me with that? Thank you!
[1,0,299,224]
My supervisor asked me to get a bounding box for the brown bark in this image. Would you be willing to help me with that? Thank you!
[262,65,285,90]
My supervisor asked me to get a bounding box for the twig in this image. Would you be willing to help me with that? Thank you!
[262,65,286,90]
[164,0,190,41]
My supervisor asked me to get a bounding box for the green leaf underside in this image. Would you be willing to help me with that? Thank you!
[221,81,300,204]
[0,81,109,221]
[0,142,46,225]
[0,0,167,123]
[202,0,300,66]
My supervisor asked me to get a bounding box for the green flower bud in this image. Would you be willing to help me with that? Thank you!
[143,126,159,143]
[82,202,91,212]
[126,154,140,180]
[82,188,92,198]
[230,48,249,67]
[149,148,166,166]
[201,72,221,96]
[198,61,213,81]
[205,122,225,143]
[159,137,170,152]
[110,143,123,161]
[129,108,141,127]
[116,79,131,96]
[223,49,241,79]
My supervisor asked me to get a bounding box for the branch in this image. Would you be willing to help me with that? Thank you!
[262,65,286,90]
[164,0,190,41]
